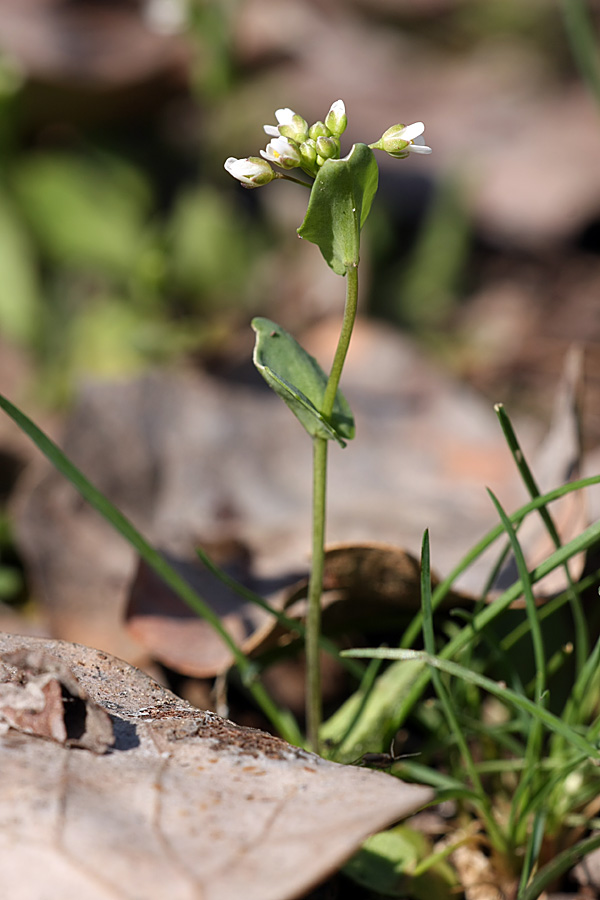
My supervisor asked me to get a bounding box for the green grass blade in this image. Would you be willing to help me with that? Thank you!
[381,518,600,743]
[518,810,546,896]
[519,831,600,900]
[487,488,545,717]
[495,402,589,671]
[0,391,303,745]
[343,647,600,759]
[400,475,600,650]
[421,531,508,852]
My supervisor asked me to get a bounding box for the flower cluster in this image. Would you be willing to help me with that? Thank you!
[224,100,431,189]
[260,99,347,179]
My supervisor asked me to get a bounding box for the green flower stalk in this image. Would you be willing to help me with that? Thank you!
[224,100,432,751]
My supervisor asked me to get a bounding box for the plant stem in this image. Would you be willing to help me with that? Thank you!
[322,265,359,419]
[306,435,328,752]
[305,264,359,752]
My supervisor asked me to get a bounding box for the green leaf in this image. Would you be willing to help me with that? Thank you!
[251,317,354,446]
[0,189,42,344]
[344,825,457,900]
[297,143,378,276]
[320,658,425,761]
[13,153,151,276]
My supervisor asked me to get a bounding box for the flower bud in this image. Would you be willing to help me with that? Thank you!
[315,135,338,161]
[224,156,275,188]
[279,115,309,143]
[325,100,347,137]
[299,139,318,174]
[260,136,302,169]
[264,107,308,143]
[308,120,330,140]
[369,122,432,159]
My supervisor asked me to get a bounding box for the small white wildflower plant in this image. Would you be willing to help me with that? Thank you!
[226,99,431,185]
[224,100,432,750]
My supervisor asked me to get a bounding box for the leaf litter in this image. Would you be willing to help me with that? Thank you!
[0,633,432,900]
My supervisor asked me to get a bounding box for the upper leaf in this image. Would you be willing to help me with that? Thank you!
[297,143,378,276]
[252,317,355,446]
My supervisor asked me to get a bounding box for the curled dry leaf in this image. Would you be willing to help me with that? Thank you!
[0,633,433,900]
[0,647,114,753]
[125,543,301,677]
[125,540,468,679]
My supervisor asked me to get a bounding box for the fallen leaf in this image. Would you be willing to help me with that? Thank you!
[0,0,190,87]
[125,545,302,677]
[0,647,114,753]
[0,632,433,900]
[12,325,524,661]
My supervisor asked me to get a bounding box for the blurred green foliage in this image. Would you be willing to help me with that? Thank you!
[0,0,578,405]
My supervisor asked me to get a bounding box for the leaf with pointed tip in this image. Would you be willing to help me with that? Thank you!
[251,317,355,446]
[297,143,378,276]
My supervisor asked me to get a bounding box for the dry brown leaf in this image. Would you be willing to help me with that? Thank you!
[125,546,301,677]
[0,647,114,752]
[244,542,472,664]
[0,0,191,87]
[0,632,433,900]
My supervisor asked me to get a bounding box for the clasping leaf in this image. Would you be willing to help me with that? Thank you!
[252,317,355,446]
[297,143,378,276]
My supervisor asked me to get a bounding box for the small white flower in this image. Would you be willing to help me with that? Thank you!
[369,121,432,158]
[263,107,308,143]
[224,156,275,188]
[263,108,296,136]
[260,136,301,169]
[275,107,297,125]
[397,122,432,154]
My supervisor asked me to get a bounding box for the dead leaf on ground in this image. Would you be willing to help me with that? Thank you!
[0,632,433,900]
[125,541,303,677]
[11,328,593,676]
[0,0,191,87]
[0,647,113,752]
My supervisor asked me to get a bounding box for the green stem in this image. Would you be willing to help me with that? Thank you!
[306,436,328,751]
[322,265,359,418]
[305,264,359,752]
[277,172,313,188]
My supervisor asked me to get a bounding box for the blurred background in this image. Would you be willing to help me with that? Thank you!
[0,0,599,666]
[0,0,598,406]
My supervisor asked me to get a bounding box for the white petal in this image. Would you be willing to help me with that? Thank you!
[328,99,345,115]
[268,136,293,155]
[260,148,273,161]
[263,125,280,137]
[400,121,425,142]
[224,157,248,177]
[407,141,432,155]
[275,107,296,125]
